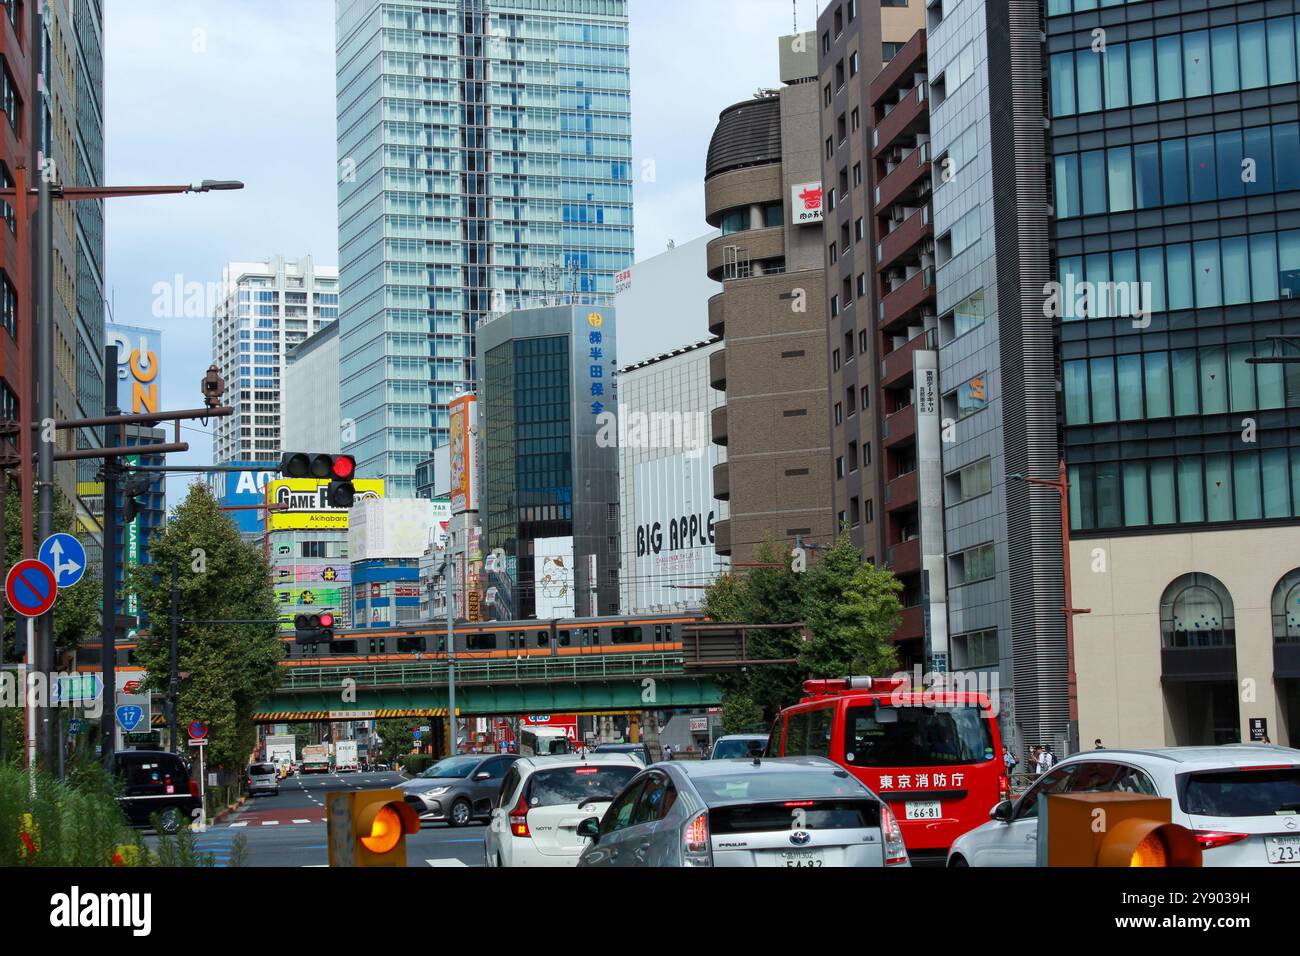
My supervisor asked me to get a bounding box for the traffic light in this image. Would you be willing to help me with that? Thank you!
[278,452,356,507]
[1040,792,1202,867]
[326,789,419,867]
[201,365,226,409]
[294,612,335,646]
[122,472,150,525]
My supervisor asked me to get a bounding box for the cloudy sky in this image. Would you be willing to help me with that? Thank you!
[104,0,804,500]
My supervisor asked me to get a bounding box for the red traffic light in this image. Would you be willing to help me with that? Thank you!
[332,456,356,479]
[319,612,335,628]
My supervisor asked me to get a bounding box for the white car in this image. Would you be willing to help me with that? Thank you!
[485,754,644,867]
[947,744,1300,868]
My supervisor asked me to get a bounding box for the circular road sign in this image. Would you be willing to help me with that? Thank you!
[5,559,58,617]
[38,532,87,588]
[188,720,208,741]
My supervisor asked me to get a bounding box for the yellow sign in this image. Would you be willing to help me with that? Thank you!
[266,478,384,531]
[587,311,603,328]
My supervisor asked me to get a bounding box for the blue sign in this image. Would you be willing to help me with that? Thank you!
[211,463,277,533]
[69,718,84,734]
[116,706,144,732]
[189,720,208,741]
[39,533,87,588]
[413,730,422,741]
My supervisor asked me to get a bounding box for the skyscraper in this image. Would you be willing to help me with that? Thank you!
[335,0,634,495]
[211,255,340,465]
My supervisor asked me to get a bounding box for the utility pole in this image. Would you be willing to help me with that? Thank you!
[169,558,180,753]
[100,345,119,759]
[34,171,55,767]
[445,559,457,757]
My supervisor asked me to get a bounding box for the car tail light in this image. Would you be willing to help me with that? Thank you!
[684,811,711,866]
[998,773,1011,804]
[1193,830,1250,850]
[509,794,530,838]
[189,780,200,800]
[880,802,909,866]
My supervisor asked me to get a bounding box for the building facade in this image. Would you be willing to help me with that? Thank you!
[618,339,728,613]
[211,255,339,464]
[335,0,634,495]
[704,31,837,566]
[283,321,342,453]
[477,304,620,618]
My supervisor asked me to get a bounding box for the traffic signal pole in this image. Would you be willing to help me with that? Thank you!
[35,173,55,769]
[100,345,118,759]
[169,559,179,754]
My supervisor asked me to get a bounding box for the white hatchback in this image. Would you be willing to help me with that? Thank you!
[947,744,1300,867]
[485,754,644,867]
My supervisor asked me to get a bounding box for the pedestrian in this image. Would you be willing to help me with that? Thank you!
[1028,745,1040,775]
[1003,746,1017,777]
[663,744,673,761]
[1094,738,1105,749]
[1036,745,1054,775]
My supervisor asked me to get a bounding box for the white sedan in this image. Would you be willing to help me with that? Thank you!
[485,753,644,867]
[948,744,1300,867]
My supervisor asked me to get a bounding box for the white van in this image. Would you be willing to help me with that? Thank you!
[518,726,571,757]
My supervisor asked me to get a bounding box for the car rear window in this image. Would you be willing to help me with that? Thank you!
[122,757,189,789]
[692,770,869,804]
[525,766,641,808]
[250,763,277,776]
[711,738,767,759]
[711,799,881,834]
[843,704,995,767]
[1180,768,1300,817]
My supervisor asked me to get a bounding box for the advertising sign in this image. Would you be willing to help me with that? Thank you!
[791,182,824,224]
[520,714,578,743]
[349,498,440,561]
[106,323,162,414]
[448,394,478,514]
[211,465,277,534]
[266,478,384,531]
[630,451,722,611]
[533,536,575,618]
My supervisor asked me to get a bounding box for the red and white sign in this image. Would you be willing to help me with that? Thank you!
[791,181,824,224]
[521,714,578,742]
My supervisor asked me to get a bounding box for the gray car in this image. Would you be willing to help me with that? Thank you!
[706,734,769,760]
[576,756,910,867]
[397,754,519,827]
[246,762,280,797]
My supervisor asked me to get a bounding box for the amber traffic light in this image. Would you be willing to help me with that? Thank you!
[326,790,420,867]
[1041,792,1202,867]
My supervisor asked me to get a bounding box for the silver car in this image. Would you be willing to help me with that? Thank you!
[706,734,769,760]
[246,762,280,797]
[576,756,910,867]
[948,744,1300,867]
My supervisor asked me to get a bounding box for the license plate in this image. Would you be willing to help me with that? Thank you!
[780,850,823,867]
[1266,836,1300,864]
[904,800,941,820]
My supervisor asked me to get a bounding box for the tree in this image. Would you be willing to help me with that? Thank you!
[797,533,901,679]
[720,692,763,735]
[127,482,281,773]
[374,719,415,765]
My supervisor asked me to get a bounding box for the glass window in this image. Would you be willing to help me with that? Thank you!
[1051,52,1076,116]
[1221,236,1250,305]
[1096,462,1122,528]
[954,289,985,336]
[1201,346,1227,414]
[1281,230,1300,300]
[1104,42,1129,108]
[1294,450,1300,518]
[1160,138,1188,205]
[1177,458,1203,523]
[1107,147,1133,212]
[1234,454,1261,520]
[1133,142,1161,209]
[1117,354,1143,420]
[1129,40,1156,104]
[1187,134,1217,203]
[1228,342,1255,412]
[1267,17,1297,85]
[1064,361,1090,424]
[1275,124,1300,191]
[1210,26,1239,94]
[1086,253,1110,318]
[1139,246,1166,314]
[1242,126,1273,196]
[1123,461,1148,526]
[1076,49,1103,113]
[1157,34,1183,101]
[1193,239,1221,308]
[1166,243,1193,311]
[1206,454,1233,522]
[1143,351,1171,418]
[1257,338,1286,409]
[1080,150,1107,216]
[1055,154,1080,217]
[1238,22,1267,90]
[1171,349,1199,416]
[1262,448,1291,518]
[1184,30,1211,98]
[1069,464,1089,530]
[1090,358,1116,423]
[1215,130,1244,199]
[1151,459,1177,525]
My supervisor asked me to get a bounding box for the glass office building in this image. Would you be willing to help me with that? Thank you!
[335,0,634,495]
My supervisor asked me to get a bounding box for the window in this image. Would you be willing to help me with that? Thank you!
[854,217,864,242]
[1272,569,1300,643]
[943,41,977,95]
[834,402,843,425]
[853,162,862,187]
[962,629,998,669]
[946,207,981,259]
[0,269,15,339]
[1160,573,1235,648]
[850,496,861,527]
[882,41,905,62]
[850,51,859,77]
[943,289,984,340]
[948,373,988,419]
[0,55,20,132]
[466,633,497,651]
[836,456,845,479]
[833,348,841,371]
[851,107,860,132]
[947,458,992,503]
[952,543,996,585]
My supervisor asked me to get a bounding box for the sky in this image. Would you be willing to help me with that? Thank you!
[103,0,806,503]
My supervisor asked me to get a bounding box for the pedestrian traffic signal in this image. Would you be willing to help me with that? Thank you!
[326,789,419,867]
[121,472,151,525]
[1041,792,1202,867]
[294,612,335,645]
[278,453,356,507]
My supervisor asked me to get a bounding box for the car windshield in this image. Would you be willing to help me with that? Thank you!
[692,770,869,804]
[419,757,480,779]
[526,766,641,808]
[1181,768,1300,817]
[843,704,994,767]
[712,738,766,759]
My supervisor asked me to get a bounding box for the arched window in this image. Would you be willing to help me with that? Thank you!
[1159,573,1235,648]
[1272,569,1300,643]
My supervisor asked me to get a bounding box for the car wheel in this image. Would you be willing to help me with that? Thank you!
[449,798,472,827]
[948,854,969,868]
[158,808,182,835]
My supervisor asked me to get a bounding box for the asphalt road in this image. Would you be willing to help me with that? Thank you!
[192,770,489,868]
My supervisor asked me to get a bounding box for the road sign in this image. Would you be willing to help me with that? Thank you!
[125,730,160,745]
[5,559,57,617]
[188,720,208,741]
[116,705,144,732]
[38,532,87,588]
[69,718,84,734]
[53,673,102,706]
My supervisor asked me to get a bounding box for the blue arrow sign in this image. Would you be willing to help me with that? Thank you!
[39,533,87,588]
[116,705,144,732]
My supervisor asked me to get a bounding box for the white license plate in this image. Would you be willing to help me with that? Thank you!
[1266,836,1300,864]
[904,800,941,820]
[779,850,824,867]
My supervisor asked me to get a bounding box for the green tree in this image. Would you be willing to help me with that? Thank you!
[797,533,901,679]
[126,482,281,773]
[720,692,763,735]
[374,719,415,765]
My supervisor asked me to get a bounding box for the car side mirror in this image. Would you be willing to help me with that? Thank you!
[990,799,1014,823]
[474,771,491,780]
[577,817,600,842]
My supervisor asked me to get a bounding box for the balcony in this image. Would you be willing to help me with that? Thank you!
[871,82,928,159]
[880,328,937,390]
[706,227,784,282]
[873,145,930,215]
[884,469,918,511]
[710,405,728,446]
[709,348,726,391]
[887,537,922,577]
[713,461,730,501]
[869,30,928,105]
[708,292,725,337]
[894,604,925,642]
[882,404,917,449]
[714,518,732,556]
[878,267,934,332]
[875,206,932,275]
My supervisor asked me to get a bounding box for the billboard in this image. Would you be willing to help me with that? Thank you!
[211,465,277,534]
[106,323,162,414]
[266,478,384,530]
[350,498,441,561]
[448,394,478,514]
[533,536,575,618]
[791,182,824,225]
[630,450,721,611]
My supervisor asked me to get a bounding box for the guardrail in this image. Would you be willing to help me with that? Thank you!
[279,652,687,691]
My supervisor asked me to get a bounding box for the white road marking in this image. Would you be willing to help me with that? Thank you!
[293,819,311,824]
[426,858,468,867]
[261,820,280,826]
[228,822,248,828]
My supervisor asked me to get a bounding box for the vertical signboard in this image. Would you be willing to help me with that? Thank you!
[533,536,575,618]
[790,182,824,224]
[448,394,478,515]
[913,350,949,670]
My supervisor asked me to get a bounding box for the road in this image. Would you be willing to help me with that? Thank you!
[192,770,488,867]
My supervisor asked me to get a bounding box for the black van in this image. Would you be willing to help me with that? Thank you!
[108,750,202,834]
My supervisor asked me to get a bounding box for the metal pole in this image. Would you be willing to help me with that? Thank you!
[100,345,118,762]
[35,166,54,770]
[25,619,36,777]
[1058,459,1080,755]
[445,560,456,757]
[169,559,180,753]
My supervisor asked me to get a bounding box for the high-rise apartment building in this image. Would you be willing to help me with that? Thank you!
[211,255,339,464]
[335,0,634,496]
[704,31,836,565]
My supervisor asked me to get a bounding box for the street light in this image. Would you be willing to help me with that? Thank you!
[193,180,245,192]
